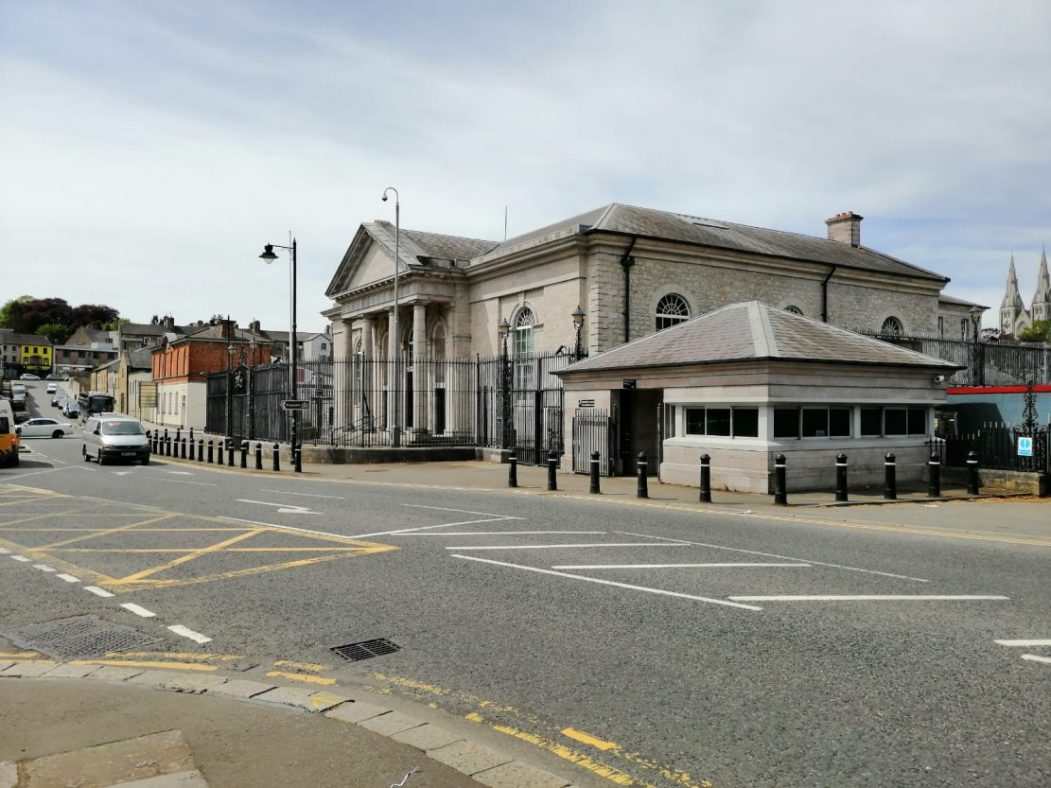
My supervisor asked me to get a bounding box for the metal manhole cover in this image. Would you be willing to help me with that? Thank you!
[3,615,159,659]
[331,638,400,662]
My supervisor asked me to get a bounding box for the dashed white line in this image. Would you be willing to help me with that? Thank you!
[352,517,521,539]
[551,562,812,570]
[405,504,519,518]
[397,531,607,537]
[165,480,218,487]
[120,603,157,618]
[32,564,56,572]
[56,574,80,583]
[261,489,346,500]
[447,543,690,551]
[1021,654,1051,664]
[84,585,115,598]
[995,639,1051,647]
[11,555,30,562]
[452,554,762,611]
[167,625,212,644]
[727,595,1009,602]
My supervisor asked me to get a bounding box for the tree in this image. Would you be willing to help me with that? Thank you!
[36,322,70,345]
[1018,320,1051,344]
[0,295,34,331]
[71,304,119,328]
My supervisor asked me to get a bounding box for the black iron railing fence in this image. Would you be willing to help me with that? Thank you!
[206,350,579,461]
[860,331,1051,387]
[931,426,1049,473]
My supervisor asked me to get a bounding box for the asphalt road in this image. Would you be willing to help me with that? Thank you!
[2,384,1049,787]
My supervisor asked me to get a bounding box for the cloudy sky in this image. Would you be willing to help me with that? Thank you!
[2,0,1049,332]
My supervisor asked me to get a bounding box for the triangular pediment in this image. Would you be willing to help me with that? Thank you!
[326,225,397,298]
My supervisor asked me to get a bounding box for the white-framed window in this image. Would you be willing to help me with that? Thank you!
[937,316,944,336]
[960,319,969,340]
[683,406,759,438]
[880,316,904,336]
[859,406,928,437]
[513,308,535,356]
[773,407,851,439]
[784,305,803,316]
[655,294,690,331]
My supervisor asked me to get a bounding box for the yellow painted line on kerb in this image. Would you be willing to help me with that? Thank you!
[266,670,336,686]
[273,659,328,673]
[563,727,620,751]
[71,659,218,672]
[108,651,241,662]
[0,651,40,659]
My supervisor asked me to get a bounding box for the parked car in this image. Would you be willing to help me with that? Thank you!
[45,382,58,394]
[51,392,66,408]
[62,401,81,419]
[19,373,40,381]
[45,373,63,381]
[82,415,150,465]
[16,417,74,439]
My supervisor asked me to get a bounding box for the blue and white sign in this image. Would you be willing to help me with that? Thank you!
[1017,436,1034,457]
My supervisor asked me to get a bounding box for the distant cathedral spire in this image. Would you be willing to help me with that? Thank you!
[1000,254,1031,335]
[1033,246,1051,322]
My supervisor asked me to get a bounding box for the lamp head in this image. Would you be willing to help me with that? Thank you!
[571,305,585,328]
[381,194,388,202]
[259,244,277,264]
[498,318,510,337]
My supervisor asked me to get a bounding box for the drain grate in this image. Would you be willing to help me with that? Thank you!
[2,615,159,659]
[331,638,400,662]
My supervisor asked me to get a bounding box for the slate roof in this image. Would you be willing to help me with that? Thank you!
[368,222,498,270]
[558,301,960,375]
[1,332,52,346]
[126,347,153,369]
[938,293,988,309]
[479,203,947,282]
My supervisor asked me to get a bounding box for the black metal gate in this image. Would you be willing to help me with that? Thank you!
[572,409,615,475]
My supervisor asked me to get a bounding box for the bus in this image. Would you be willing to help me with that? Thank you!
[77,391,115,419]
[0,399,18,467]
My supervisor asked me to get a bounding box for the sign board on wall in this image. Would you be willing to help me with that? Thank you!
[577,399,595,408]
[623,379,636,390]
[1017,436,1034,457]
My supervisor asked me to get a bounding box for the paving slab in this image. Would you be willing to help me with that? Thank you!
[251,685,351,712]
[392,723,467,752]
[429,740,513,776]
[205,678,275,701]
[128,670,228,694]
[474,760,571,788]
[42,662,103,679]
[22,729,196,787]
[89,665,145,681]
[323,698,393,723]
[0,660,58,678]
[113,770,209,787]
[0,761,15,788]
[357,710,426,737]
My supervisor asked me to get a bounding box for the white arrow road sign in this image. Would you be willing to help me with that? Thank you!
[235,499,319,515]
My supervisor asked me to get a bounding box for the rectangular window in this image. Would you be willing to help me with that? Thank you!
[685,407,705,435]
[860,407,882,436]
[829,408,851,437]
[732,408,759,437]
[884,408,907,435]
[802,408,828,438]
[706,408,731,436]
[908,408,927,435]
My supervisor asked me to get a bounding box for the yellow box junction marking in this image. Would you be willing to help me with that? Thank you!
[0,486,396,592]
[563,727,620,751]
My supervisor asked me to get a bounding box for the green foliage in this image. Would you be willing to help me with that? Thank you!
[0,295,33,329]
[36,322,70,344]
[1017,320,1051,343]
[0,296,121,338]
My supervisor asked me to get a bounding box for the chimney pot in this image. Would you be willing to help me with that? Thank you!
[826,211,863,247]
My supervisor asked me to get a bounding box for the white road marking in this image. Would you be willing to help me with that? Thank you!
[551,562,812,570]
[217,515,369,543]
[728,594,1009,602]
[447,543,691,551]
[404,504,526,519]
[1021,654,1051,664]
[11,555,31,562]
[111,471,135,476]
[168,624,212,644]
[84,585,115,598]
[0,548,9,554]
[261,489,346,500]
[619,531,930,583]
[995,639,1051,647]
[120,603,156,618]
[452,554,762,611]
[32,564,57,572]
[57,574,80,583]
[396,531,607,537]
[235,499,318,515]
[351,517,519,539]
[165,480,218,487]
[2,466,84,480]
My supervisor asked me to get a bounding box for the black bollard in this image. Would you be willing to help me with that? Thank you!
[255,442,263,471]
[206,440,214,464]
[197,438,204,462]
[546,450,557,491]
[147,430,154,452]
[699,454,711,503]
[272,443,281,472]
[181,437,187,460]
[188,437,195,461]
[507,450,518,488]
[928,450,941,498]
[590,450,601,494]
[189,427,194,443]
[165,435,171,457]
[636,452,649,499]
[175,428,181,445]
[227,438,235,467]
[884,452,897,500]
[163,429,169,450]
[240,440,248,469]
[294,443,302,474]
[217,440,224,465]
[835,452,848,502]
[773,453,788,505]
[966,450,980,495]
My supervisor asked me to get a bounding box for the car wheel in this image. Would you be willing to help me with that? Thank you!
[82,446,90,462]
[141,456,150,466]
[52,430,64,439]
[97,450,106,466]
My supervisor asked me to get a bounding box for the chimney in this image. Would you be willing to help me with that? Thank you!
[825,211,863,247]
[162,315,175,329]
[219,319,236,340]
[249,320,261,333]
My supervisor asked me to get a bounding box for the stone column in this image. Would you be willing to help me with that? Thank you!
[413,303,427,433]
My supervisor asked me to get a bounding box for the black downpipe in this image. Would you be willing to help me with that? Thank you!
[620,237,638,343]
[821,265,837,323]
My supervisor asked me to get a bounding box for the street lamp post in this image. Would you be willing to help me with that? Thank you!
[498,318,511,449]
[258,239,302,472]
[381,187,401,447]
[969,305,984,387]
[571,305,585,361]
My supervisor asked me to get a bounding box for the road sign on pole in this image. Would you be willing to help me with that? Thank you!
[280,400,309,411]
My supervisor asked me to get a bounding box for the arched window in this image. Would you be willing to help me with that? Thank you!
[513,308,535,356]
[655,294,690,331]
[784,305,803,316]
[880,316,904,336]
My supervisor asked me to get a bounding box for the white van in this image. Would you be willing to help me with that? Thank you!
[82,415,151,465]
